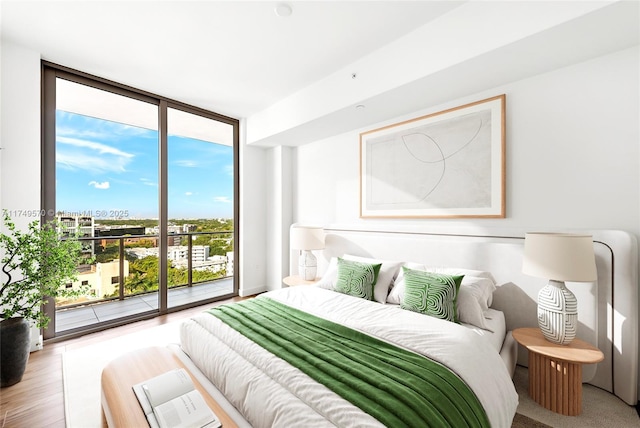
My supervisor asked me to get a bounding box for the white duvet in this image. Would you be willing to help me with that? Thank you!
[180,286,518,428]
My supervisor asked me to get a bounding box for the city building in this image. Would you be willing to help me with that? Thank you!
[56,215,95,256]
[64,259,130,300]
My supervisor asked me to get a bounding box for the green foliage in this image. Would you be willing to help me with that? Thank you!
[103,255,226,297]
[191,234,233,256]
[97,218,234,233]
[95,242,119,263]
[127,238,156,248]
[0,211,88,328]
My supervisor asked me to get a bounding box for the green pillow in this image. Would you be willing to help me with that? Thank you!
[334,257,381,300]
[400,267,463,322]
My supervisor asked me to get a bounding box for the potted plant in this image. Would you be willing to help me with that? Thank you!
[0,210,86,387]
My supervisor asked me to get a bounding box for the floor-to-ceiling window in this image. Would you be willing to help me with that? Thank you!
[166,107,235,309]
[42,62,239,340]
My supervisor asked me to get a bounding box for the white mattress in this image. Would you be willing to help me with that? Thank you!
[180,286,518,427]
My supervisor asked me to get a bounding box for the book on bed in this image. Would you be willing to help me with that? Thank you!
[132,368,221,428]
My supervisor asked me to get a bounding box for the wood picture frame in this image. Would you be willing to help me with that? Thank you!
[359,94,505,219]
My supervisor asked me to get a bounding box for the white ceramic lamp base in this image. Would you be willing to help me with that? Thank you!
[298,250,317,281]
[537,280,578,345]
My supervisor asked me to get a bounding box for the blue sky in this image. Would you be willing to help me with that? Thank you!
[55,111,234,219]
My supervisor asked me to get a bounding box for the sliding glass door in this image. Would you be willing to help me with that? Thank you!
[54,77,161,332]
[166,107,235,309]
[42,63,239,339]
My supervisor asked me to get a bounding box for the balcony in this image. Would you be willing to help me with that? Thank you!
[54,231,236,335]
[55,278,233,332]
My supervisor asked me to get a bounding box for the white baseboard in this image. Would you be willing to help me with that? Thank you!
[30,324,43,352]
[239,284,266,297]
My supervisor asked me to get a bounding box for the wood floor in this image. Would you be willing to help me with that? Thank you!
[0,296,245,428]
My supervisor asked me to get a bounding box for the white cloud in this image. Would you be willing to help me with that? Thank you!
[214,196,232,203]
[58,136,134,158]
[56,136,134,173]
[88,181,110,189]
[140,178,157,187]
[57,126,108,140]
[185,192,193,196]
[57,152,128,173]
[174,160,198,168]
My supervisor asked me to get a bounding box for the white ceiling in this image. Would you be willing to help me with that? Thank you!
[1,1,638,147]
[0,0,463,119]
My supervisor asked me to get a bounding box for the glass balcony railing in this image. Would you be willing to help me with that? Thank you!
[56,231,234,310]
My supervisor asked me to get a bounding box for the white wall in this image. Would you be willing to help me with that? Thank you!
[291,46,640,393]
[0,41,44,351]
[263,146,293,291]
[294,47,639,237]
[237,120,268,296]
[0,42,41,228]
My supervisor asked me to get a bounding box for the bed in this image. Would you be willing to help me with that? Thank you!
[176,229,638,428]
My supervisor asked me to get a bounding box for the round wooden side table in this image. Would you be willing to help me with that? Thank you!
[513,327,604,416]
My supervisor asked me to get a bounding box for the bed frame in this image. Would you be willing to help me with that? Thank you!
[313,228,638,405]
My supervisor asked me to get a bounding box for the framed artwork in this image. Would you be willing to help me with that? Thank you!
[360,94,505,219]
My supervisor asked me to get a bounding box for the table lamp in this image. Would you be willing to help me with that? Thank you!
[290,225,325,281]
[522,232,597,345]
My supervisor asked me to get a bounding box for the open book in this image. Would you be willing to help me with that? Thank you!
[133,368,221,428]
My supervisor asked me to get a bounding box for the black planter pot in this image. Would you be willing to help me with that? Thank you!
[0,317,32,387]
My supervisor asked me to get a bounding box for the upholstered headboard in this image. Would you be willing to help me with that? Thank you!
[312,228,638,405]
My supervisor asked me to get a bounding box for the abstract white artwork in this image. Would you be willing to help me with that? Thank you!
[360,95,505,218]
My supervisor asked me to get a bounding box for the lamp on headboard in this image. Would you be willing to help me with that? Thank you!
[290,225,325,281]
[522,233,597,345]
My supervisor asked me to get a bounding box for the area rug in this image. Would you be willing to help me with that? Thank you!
[511,413,552,428]
[62,321,182,427]
[512,365,640,428]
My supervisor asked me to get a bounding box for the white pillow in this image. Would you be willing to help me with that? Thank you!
[315,254,401,303]
[316,257,338,289]
[461,276,496,312]
[424,267,496,308]
[386,262,425,304]
[457,277,495,331]
[342,255,402,303]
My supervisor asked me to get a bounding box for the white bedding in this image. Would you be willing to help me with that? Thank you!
[462,308,506,353]
[180,286,518,427]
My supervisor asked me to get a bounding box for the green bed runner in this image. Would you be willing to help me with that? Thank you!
[207,297,490,428]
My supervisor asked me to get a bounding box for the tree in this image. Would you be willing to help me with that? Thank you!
[0,211,88,328]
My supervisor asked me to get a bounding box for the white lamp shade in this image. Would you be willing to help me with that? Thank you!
[290,226,324,250]
[523,232,596,345]
[522,233,597,282]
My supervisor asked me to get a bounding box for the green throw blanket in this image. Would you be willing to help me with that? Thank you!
[207,297,490,428]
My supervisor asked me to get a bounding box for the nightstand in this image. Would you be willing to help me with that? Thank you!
[513,327,604,416]
[282,275,319,287]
